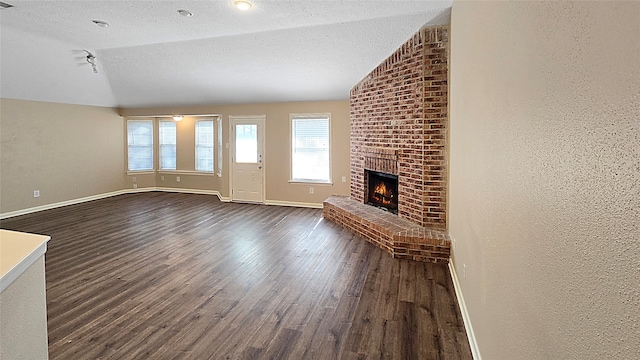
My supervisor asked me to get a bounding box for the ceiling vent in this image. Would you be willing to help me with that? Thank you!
[0,2,14,9]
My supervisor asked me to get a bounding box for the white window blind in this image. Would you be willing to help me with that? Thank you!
[291,114,330,182]
[127,120,153,171]
[158,121,176,170]
[196,120,214,172]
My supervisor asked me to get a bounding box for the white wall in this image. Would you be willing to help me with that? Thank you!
[449,1,639,359]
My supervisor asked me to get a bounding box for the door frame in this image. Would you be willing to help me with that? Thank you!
[229,115,266,204]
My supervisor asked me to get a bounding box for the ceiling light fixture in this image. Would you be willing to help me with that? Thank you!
[177,9,193,17]
[92,20,109,28]
[173,116,183,121]
[234,1,252,11]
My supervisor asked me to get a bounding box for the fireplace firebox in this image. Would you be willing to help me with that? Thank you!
[366,170,398,214]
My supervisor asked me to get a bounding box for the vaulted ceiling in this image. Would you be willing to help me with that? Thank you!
[0,0,451,108]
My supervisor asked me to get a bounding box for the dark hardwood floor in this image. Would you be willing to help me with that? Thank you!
[1,192,472,359]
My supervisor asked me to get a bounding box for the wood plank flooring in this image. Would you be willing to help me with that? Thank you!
[1,192,472,359]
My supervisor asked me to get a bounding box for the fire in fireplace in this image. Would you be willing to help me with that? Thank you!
[366,170,398,214]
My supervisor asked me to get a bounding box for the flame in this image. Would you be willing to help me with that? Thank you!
[373,181,394,205]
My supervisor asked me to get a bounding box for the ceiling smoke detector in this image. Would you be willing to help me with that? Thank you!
[177,9,193,17]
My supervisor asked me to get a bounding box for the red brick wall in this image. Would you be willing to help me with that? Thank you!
[350,26,449,229]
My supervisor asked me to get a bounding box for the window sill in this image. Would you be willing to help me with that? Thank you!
[288,180,333,186]
[126,170,155,175]
[158,170,216,176]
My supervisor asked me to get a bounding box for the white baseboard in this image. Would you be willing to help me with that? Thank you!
[264,200,323,209]
[154,187,219,196]
[0,187,231,220]
[449,261,482,360]
[154,187,231,202]
[0,188,320,219]
[0,189,132,220]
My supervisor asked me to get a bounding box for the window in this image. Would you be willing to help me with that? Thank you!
[217,118,223,176]
[235,124,258,163]
[196,120,214,172]
[127,120,153,171]
[291,114,330,182]
[158,121,176,170]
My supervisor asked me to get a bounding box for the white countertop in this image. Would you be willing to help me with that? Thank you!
[0,229,50,293]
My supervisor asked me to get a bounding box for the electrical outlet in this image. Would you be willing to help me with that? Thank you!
[33,190,40,198]
[161,176,165,181]
[176,176,181,182]
[132,176,137,183]
[309,187,314,194]
[342,176,346,182]
[133,184,138,189]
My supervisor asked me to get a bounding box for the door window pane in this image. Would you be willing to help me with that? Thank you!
[235,124,257,163]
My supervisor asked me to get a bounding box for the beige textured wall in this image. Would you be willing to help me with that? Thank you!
[121,100,351,204]
[449,1,639,359]
[0,98,347,212]
[1,98,125,214]
[0,256,49,360]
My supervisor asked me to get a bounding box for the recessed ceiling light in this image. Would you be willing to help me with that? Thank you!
[92,20,109,28]
[177,9,193,17]
[234,1,252,11]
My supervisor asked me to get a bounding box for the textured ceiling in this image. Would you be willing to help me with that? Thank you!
[0,0,451,108]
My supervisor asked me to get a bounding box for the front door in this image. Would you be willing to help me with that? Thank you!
[230,115,265,203]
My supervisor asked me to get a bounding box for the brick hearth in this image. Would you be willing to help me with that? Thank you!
[324,196,450,263]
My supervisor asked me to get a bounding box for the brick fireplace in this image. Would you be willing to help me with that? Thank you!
[324,25,450,263]
[351,25,449,229]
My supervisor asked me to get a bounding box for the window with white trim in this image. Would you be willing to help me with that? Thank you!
[291,114,331,182]
[217,118,223,176]
[127,120,154,171]
[158,120,176,170]
[196,119,214,172]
